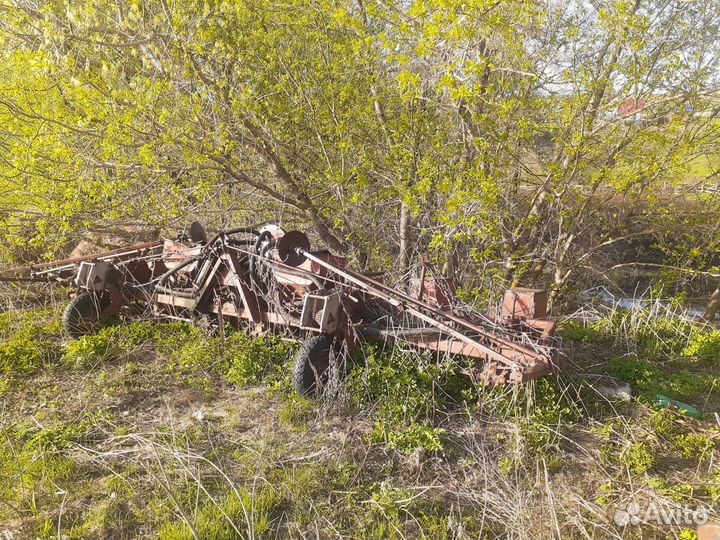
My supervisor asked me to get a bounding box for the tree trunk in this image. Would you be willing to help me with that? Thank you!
[399,203,412,276]
[442,239,457,281]
[703,287,720,322]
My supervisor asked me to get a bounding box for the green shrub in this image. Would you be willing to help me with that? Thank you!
[370,421,445,454]
[0,339,62,374]
[610,355,716,402]
[675,433,715,461]
[63,332,116,368]
[682,330,720,362]
[621,442,656,474]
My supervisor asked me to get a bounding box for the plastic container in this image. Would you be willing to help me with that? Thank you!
[655,394,702,419]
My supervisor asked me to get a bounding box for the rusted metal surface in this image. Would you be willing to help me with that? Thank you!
[502,288,548,320]
[0,223,560,385]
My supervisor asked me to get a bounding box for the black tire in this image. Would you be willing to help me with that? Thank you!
[62,292,111,338]
[292,334,335,396]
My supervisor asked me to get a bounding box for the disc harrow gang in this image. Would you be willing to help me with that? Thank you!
[0,223,561,391]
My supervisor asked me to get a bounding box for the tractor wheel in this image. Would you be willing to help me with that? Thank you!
[292,334,336,396]
[62,292,111,338]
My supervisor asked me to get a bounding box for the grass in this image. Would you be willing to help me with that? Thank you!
[0,298,717,538]
[561,300,720,407]
[685,151,720,184]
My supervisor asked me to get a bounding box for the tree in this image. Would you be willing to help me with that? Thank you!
[1,0,719,311]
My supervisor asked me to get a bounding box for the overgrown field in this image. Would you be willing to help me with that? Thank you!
[0,296,719,539]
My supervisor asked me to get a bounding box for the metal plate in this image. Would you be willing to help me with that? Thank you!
[189,221,208,244]
[277,231,310,267]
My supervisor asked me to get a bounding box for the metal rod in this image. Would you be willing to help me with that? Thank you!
[0,240,163,278]
[299,250,539,368]
[340,261,545,361]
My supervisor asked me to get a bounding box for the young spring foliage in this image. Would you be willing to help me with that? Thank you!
[0,1,718,308]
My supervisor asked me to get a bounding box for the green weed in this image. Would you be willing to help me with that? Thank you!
[369,421,445,454]
[621,442,656,474]
[0,306,63,341]
[610,355,716,402]
[161,324,293,388]
[675,433,715,461]
[682,330,720,362]
[63,332,117,369]
[484,379,580,461]
[278,393,315,427]
[361,482,413,539]
[594,309,696,357]
[649,409,684,439]
[158,486,278,540]
[0,339,62,375]
[224,332,293,386]
[0,425,79,526]
[347,345,471,454]
[559,320,604,343]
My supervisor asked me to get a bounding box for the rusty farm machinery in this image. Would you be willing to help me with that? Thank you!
[0,223,560,394]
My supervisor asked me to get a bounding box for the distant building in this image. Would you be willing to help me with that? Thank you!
[618,98,649,124]
[616,93,719,124]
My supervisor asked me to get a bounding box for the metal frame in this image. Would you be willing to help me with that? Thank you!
[0,225,560,385]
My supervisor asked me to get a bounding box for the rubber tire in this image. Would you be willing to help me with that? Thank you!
[292,334,334,396]
[62,292,111,338]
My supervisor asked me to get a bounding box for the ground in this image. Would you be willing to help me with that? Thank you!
[0,292,718,539]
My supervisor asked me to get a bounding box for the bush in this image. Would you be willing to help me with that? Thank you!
[63,332,116,368]
[675,433,715,461]
[370,421,445,454]
[0,339,62,375]
[621,442,656,474]
[682,330,720,362]
[347,345,471,454]
[610,355,716,402]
